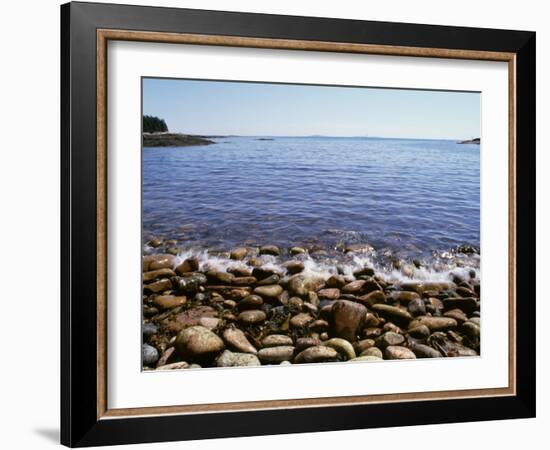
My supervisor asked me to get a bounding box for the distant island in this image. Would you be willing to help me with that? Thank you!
[458,138,480,145]
[143,133,214,147]
[143,115,215,147]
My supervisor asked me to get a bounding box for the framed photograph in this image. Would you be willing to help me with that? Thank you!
[61,1,536,447]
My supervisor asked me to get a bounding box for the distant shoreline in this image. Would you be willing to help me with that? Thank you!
[143,133,215,147]
[458,138,480,145]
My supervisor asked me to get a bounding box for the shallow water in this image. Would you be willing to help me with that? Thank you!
[143,136,479,271]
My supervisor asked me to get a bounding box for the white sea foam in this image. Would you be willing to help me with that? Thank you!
[167,247,479,284]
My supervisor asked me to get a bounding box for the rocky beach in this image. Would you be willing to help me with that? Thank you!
[142,240,480,370]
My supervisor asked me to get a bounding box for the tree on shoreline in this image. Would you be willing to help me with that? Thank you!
[143,115,168,133]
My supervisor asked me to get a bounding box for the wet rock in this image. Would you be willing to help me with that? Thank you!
[383,322,402,334]
[307,291,320,306]
[295,346,338,364]
[152,295,187,311]
[198,317,220,330]
[295,337,321,351]
[143,268,176,283]
[238,295,264,310]
[285,261,305,274]
[156,347,176,367]
[232,276,257,286]
[258,346,295,363]
[364,327,383,339]
[228,266,252,277]
[143,306,159,317]
[215,350,261,367]
[408,324,431,338]
[230,247,248,260]
[144,278,173,294]
[357,290,386,307]
[371,304,413,324]
[142,343,159,366]
[259,245,280,256]
[325,275,347,288]
[156,362,190,370]
[253,284,283,299]
[290,313,314,328]
[206,270,235,285]
[409,316,457,332]
[147,238,162,248]
[361,278,383,294]
[238,309,267,325]
[226,288,251,301]
[317,288,340,300]
[175,326,225,363]
[353,267,375,278]
[290,246,306,255]
[344,243,374,254]
[360,347,383,358]
[331,300,367,342]
[142,322,158,339]
[144,254,176,271]
[385,345,416,360]
[364,312,381,327]
[407,298,426,316]
[341,280,366,294]
[426,297,444,311]
[412,344,443,358]
[427,332,478,357]
[166,306,219,333]
[175,257,199,275]
[375,331,405,350]
[354,339,375,354]
[469,317,481,326]
[442,297,478,314]
[319,303,334,320]
[462,321,480,338]
[222,328,257,354]
[391,291,421,303]
[288,297,304,308]
[171,274,207,293]
[256,274,281,286]
[456,286,477,298]
[288,275,325,297]
[324,338,356,360]
[262,334,293,347]
[400,282,454,295]
[351,355,382,362]
[309,319,329,332]
[444,309,468,324]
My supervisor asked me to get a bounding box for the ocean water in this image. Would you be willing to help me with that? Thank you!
[143,137,480,278]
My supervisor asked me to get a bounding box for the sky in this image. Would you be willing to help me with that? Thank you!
[142,78,480,140]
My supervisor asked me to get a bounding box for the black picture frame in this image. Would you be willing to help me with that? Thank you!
[61,1,536,447]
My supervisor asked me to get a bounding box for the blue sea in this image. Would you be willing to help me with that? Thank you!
[143,136,480,274]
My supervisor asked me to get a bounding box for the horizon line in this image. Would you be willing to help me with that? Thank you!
[159,132,480,141]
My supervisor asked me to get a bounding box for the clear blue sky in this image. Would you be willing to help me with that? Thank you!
[143,78,480,140]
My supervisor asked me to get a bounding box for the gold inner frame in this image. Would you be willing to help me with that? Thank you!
[96,29,517,420]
